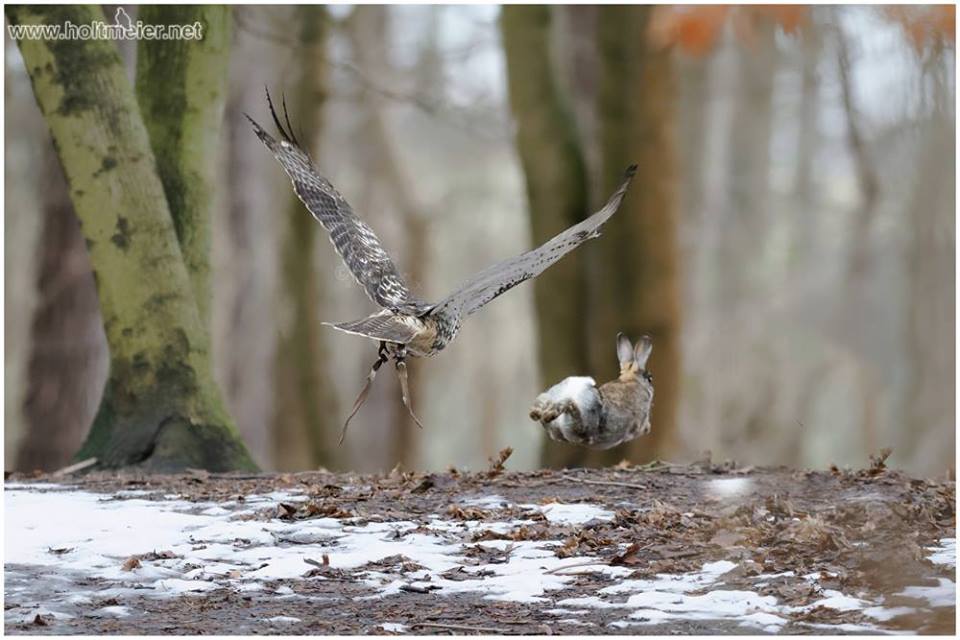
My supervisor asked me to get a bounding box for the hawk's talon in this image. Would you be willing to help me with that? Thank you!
[338,342,390,445]
[395,356,424,430]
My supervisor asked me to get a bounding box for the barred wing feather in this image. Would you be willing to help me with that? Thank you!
[246,106,418,311]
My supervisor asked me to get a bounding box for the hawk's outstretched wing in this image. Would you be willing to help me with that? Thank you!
[247,93,420,311]
[430,165,637,320]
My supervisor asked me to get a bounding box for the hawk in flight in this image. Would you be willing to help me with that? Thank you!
[248,91,637,441]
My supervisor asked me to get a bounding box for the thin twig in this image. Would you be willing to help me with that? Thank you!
[559,474,648,491]
[51,457,97,477]
[413,622,507,634]
[543,559,610,575]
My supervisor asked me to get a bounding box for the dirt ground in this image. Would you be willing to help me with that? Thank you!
[4,455,956,635]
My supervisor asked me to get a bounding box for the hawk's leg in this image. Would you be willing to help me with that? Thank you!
[394,346,425,430]
[339,341,389,445]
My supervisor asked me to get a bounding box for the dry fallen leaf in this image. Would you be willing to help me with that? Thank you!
[611,542,644,566]
[485,447,513,478]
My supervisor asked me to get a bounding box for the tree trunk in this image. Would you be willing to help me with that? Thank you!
[500,6,593,468]
[9,4,255,471]
[135,6,231,330]
[587,5,682,465]
[16,140,109,472]
[270,5,339,471]
[835,21,879,282]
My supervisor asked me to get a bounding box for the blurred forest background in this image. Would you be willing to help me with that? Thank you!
[4,5,955,476]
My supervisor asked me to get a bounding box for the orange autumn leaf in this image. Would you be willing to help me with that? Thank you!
[650,6,730,56]
[886,5,955,51]
[650,5,808,56]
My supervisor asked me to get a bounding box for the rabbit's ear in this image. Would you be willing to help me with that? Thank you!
[616,333,634,369]
[634,335,653,370]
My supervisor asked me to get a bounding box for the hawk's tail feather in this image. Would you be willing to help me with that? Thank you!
[323,311,420,345]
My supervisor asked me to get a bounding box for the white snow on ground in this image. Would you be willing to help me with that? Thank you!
[532,502,615,525]
[927,537,956,567]
[461,493,615,525]
[461,494,510,508]
[380,622,407,632]
[4,485,955,632]
[705,477,755,500]
[559,561,789,633]
[898,578,955,608]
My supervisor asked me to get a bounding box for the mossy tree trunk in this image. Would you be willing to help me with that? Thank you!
[271,5,339,471]
[8,4,255,471]
[135,6,231,329]
[500,6,593,468]
[586,5,682,465]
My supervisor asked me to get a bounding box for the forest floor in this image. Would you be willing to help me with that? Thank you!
[4,454,955,635]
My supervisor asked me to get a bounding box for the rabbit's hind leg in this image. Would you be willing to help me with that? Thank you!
[530,395,561,424]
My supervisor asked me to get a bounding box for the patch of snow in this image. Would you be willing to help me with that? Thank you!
[897,578,955,608]
[264,615,301,624]
[927,538,956,568]
[461,495,509,509]
[111,489,155,498]
[811,589,869,611]
[97,606,130,617]
[705,477,755,500]
[380,622,407,632]
[599,560,737,596]
[3,482,64,491]
[6,607,75,624]
[533,503,615,525]
[4,486,622,612]
[543,608,585,615]
[863,606,917,621]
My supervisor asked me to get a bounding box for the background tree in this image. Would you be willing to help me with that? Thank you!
[269,5,340,471]
[8,4,255,471]
[500,6,592,467]
[15,135,108,472]
[588,5,682,465]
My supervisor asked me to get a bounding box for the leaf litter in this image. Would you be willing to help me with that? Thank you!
[4,459,954,634]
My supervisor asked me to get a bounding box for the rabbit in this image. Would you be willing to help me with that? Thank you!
[529,333,653,449]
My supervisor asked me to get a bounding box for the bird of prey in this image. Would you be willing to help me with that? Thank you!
[248,91,637,442]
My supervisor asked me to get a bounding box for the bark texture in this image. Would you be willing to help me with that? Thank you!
[9,4,255,471]
[135,6,232,329]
